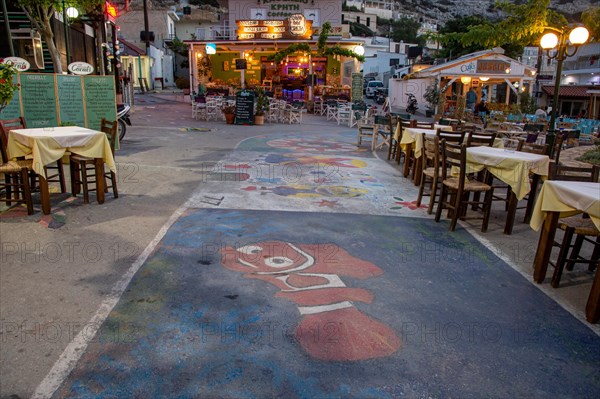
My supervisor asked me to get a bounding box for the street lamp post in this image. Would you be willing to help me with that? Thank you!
[540,25,590,132]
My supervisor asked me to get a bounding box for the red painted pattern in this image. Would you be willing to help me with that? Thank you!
[220,241,400,361]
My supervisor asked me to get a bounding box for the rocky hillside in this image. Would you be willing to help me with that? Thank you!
[397,0,593,24]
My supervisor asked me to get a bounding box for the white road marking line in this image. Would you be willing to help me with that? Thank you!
[31,203,190,399]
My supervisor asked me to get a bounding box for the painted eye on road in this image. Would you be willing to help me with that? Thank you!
[237,245,263,255]
[264,257,294,268]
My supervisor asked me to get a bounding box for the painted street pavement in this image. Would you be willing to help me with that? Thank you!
[188,132,427,215]
[53,210,600,398]
[51,131,600,398]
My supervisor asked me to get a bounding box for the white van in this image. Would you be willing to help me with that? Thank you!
[365,80,384,99]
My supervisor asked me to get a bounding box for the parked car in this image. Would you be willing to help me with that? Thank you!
[365,80,384,99]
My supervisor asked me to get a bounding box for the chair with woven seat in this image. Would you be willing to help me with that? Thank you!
[356,111,374,147]
[436,129,465,144]
[549,164,600,288]
[0,127,34,214]
[416,134,441,214]
[69,119,118,203]
[1,118,68,194]
[435,140,494,232]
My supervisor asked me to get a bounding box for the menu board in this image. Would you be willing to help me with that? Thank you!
[235,89,254,125]
[352,72,363,102]
[83,76,117,130]
[19,73,58,128]
[57,75,85,126]
[0,76,22,120]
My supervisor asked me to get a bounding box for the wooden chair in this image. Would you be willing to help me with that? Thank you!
[372,115,393,151]
[0,118,67,193]
[435,140,494,232]
[414,121,434,129]
[466,131,497,147]
[69,119,118,203]
[0,125,34,214]
[416,134,441,214]
[390,119,413,164]
[356,111,374,147]
[436,129,465,144]
[549,164,600,288]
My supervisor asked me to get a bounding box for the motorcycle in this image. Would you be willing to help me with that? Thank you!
[405,93,418,114]
[117,103,132,141]
[375,88,386,105]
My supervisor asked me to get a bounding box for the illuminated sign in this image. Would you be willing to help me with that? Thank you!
[105,2,117,23]
[477,60,511,74]
[237,14,313,40]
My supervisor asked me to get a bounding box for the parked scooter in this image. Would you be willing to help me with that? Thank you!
[117,103,132,141]
[405,93,418,114]
[375,88,386,105]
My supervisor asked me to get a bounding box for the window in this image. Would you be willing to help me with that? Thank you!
[366,17,371,27]
[304,9,320,27]
[357,16,360,23]
[251,8,266,20]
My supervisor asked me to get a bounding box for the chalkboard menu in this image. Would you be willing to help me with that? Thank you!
[0,76,22,120]
[235,59,247,70]
[57,75,85,126]
[352,72,363,102]
[19,73,58,128]
[83,76,117,130]
[235,89,254,125]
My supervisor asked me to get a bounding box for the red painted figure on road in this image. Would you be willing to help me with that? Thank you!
[220,241,401,361]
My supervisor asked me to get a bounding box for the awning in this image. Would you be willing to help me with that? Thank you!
[542,85,593,98]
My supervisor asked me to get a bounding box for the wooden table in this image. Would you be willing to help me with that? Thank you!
[7,126,116,214]
[530,181,600,323]
[466,146,549,234]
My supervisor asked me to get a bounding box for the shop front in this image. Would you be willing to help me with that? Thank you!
[185,14,363,101]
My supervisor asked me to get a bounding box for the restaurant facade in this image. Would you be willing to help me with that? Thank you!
[390,48,538,113]
[185,0,364,100]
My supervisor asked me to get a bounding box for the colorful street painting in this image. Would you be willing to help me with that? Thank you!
[189,131,425,216]
[52,209,600,398]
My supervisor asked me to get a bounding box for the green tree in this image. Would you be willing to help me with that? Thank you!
[350,22,374,37]
[391,16,421,44]
[437,15,488,59]
[581,6,600,42]
[18,0,102,74]
[441,0,568,53]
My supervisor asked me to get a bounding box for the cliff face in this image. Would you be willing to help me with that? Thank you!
[397,0,594,24]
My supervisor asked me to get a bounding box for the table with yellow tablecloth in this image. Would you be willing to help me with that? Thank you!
[465,146,550,234]
[7,126,116,214]
[529,181,600,323]
[7,126,116,178]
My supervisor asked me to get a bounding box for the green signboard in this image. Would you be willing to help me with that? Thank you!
[57,75,85,126]
[83,76,117,130]
[352,72,363,102]
[19,73,58,128]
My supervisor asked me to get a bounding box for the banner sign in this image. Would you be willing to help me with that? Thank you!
[237,14,313,40]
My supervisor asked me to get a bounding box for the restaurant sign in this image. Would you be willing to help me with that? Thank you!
[237,14,313,40]
[2,56,30,72]
[477,60,511,74]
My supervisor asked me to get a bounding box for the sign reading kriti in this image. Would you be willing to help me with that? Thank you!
[237,14,313,40]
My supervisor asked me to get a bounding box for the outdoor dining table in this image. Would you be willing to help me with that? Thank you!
[6,126,116,214]
[529,181,600,323]
[465,146,550,234]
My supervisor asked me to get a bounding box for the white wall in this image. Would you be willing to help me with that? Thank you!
[389,77,432,109]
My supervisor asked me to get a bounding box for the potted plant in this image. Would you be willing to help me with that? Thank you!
[423,80,441,118]
[222,104,236,124]
[0,61,19,113]
[254,87,269,125]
